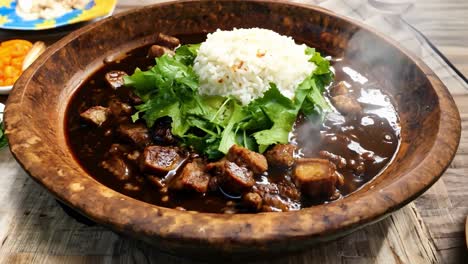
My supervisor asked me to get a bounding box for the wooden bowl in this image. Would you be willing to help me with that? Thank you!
[4,0,461,259]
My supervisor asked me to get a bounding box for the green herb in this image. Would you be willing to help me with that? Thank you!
[0,119,7,149]
[125,44,333,158]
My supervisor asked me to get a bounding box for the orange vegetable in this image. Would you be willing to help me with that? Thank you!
[11,57,24,69]
[0,39,33,86]
[1,39,33,48]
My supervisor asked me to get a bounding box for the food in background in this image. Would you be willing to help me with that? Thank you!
[16,0,91,20]
[0,39,32,87]
[0,40,46,87]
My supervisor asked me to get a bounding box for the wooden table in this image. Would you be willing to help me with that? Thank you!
[0,1,467,263]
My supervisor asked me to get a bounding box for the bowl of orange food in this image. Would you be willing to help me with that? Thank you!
[0,39,46,94]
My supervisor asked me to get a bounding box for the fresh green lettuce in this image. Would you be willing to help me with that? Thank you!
[124,44,333,159]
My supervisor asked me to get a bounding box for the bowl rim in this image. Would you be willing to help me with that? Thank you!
[4,0,461,247]
[0,85,13,95]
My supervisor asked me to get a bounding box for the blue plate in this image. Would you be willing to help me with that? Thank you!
[0,0,117,30]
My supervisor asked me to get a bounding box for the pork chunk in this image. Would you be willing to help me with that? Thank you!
[156,33,180,49]
[242,192,263,211]
[265,144,296,168]
[105,71,127,90]
[109,99,133,117]
[80,106,111,126]
[101,155,131,181]
[227,145,268,174]
[331,95,362,115]
[140,146,181,174]
[293,158,342,198]
[118,123,151,148]
[251,180,301,212]
[208,159,255,195]
[170,160,210,193]
[148,45,175,58]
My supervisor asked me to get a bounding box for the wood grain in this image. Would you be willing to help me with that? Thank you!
[0,0,467,263]
[405,0,468,78]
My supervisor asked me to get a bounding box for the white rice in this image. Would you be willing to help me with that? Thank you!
[193,28,317,105]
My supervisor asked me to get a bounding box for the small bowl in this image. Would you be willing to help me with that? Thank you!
[4,0,461,260]
[0,85,13,95]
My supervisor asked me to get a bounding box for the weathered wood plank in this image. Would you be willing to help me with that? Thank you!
[405,0,468,78]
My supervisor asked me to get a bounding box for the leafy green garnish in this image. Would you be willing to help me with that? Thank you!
[0,120,8,149]
[125,44,333,158]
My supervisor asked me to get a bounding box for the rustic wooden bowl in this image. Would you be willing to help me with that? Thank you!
[4,0,461,259]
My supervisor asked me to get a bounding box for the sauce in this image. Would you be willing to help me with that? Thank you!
[65,34,400,213]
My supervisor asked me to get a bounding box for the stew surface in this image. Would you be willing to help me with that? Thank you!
[66,34,400,213]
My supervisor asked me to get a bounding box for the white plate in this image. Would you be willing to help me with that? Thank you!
[0,102,4,121]
[0,0,117,30]
[0,85,12,95]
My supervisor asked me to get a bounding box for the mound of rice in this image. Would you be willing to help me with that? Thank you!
[193,28,317,105]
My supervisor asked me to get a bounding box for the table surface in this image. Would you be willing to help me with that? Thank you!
[0,0,467,263]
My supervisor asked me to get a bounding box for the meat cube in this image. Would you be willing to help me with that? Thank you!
[109,99,133,117]
[100,155,131,181]
[251,180,301,212]
[242,192,263,211]
[140,146,181,174]
[329,81,349,97]
[265,144,296,167]
[227,145,268,174]
[80,106,111,126]
[221,161,255,194]
[208,159,255,195]
[148,45,175,58]
[261,195,292,212]
[293,158,342,198]
[170,160,210,193]
[277,181,301,201]
[118,123,151,148]
[156,33,180,49]
[331,95,362,116]
[105,71,127,90]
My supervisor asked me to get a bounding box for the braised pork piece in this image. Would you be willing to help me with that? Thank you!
[66,33,400,213]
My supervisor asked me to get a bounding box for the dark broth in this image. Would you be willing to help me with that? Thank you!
[66,34,400,213]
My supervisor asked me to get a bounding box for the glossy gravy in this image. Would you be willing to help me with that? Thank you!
[66,34,400,213]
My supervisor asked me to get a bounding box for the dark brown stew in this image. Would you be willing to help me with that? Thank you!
[66,34,400,213]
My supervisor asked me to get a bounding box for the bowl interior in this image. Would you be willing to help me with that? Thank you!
[4,0,460,257]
